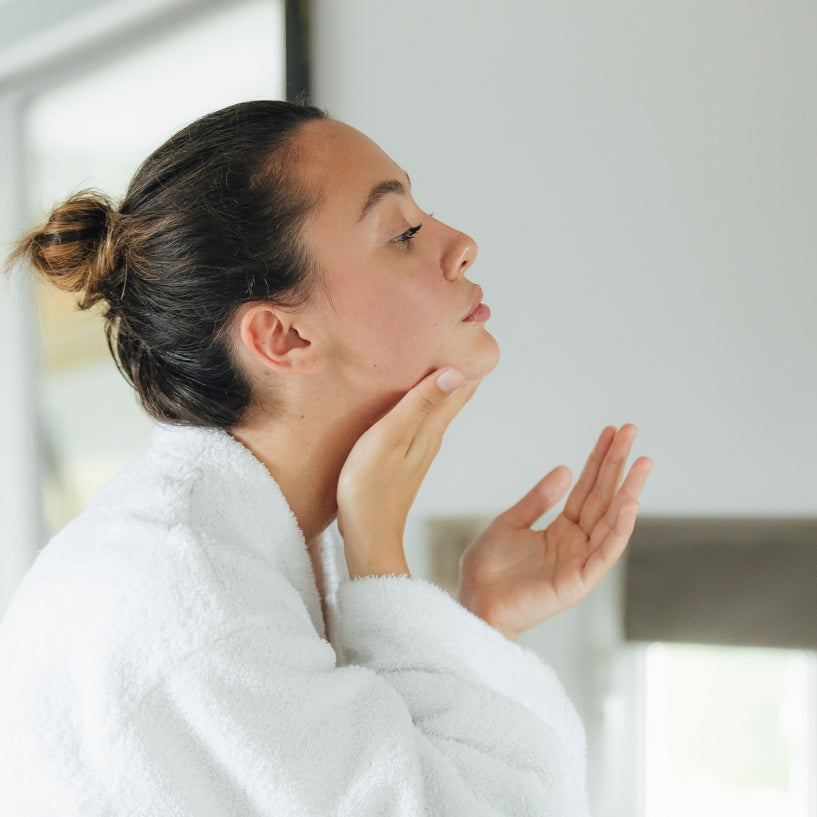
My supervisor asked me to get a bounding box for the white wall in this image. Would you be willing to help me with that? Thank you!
[312,0,816,517]
[312,1,816,810]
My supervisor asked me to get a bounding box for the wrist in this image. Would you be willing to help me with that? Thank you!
[348,559,411,580]
[457,581,520,642]
[344,535,410,580]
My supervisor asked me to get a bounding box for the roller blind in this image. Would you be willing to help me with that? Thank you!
[624,517,817,650]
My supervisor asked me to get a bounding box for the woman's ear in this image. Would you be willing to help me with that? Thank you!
[235,302,317,373]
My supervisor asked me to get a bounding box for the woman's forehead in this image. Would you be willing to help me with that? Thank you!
[293,119,405,206]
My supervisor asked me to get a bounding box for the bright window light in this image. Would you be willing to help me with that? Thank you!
[25,0,285,207]
[22,0,285,533]
[644,643,816,817]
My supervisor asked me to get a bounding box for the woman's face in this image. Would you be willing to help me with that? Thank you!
[294,119,500,399]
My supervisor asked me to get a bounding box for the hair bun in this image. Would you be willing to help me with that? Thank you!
[12,190,117,309]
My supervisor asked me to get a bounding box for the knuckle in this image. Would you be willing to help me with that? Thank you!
[414,393,439,415]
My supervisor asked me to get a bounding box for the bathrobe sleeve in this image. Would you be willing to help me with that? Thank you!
[105,574,588,817]
[0,424,590,817]
[336,576,589,814]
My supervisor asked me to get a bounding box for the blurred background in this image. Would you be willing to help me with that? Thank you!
[0,1,815,814]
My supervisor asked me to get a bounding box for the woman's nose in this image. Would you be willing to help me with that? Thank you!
[442,227,478,281]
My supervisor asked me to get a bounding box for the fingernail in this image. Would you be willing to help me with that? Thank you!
[436,368,464,393]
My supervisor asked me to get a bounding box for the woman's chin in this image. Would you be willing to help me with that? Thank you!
[460,333,501,383]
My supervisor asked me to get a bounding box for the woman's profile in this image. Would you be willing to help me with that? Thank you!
[0,100,650,816]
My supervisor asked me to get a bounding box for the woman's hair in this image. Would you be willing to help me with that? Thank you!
[11,100,327,428]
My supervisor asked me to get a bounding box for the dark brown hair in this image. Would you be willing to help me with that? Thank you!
[11,100,327,428]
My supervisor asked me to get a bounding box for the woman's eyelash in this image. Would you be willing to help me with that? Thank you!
[393,224,422,245]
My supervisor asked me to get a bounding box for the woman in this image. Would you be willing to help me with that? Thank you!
[0,101,650,816]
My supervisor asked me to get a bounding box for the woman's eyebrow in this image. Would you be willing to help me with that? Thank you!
[358,174,412,222]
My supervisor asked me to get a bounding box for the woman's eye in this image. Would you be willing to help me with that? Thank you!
[393,224,422,245]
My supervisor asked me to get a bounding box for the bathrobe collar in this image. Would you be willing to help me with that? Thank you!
[151,423,328,639]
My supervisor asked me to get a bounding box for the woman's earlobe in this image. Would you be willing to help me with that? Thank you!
[237,303,315,372]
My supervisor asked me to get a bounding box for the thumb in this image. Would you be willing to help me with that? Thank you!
[499,466,573,529]
[413,368,481,445]
[381,367,473,444]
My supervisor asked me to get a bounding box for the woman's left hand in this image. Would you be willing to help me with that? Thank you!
[457,425,652,641]
[338,368,479,580]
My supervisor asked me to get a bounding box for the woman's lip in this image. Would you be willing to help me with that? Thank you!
[463,286,491,322]
[463,303,491,323]
[463,286,484,320]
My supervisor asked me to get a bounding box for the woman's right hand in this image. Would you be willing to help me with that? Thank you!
[457,425,651,641]
[337,368,478,580]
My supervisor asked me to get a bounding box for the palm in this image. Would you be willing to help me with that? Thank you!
[458,426,652,641]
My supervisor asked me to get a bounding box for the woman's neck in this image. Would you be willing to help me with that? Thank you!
[229,390,396,544]
[230,417,345,545]
[230,372,408,563]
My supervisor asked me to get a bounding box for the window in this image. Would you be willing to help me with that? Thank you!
[644,644,817,817]
[622,518,817,817]
[0,0,295,610]
[22,0,285,534]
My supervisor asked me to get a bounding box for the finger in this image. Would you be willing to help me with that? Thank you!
[582,497,641,593]
[583,456,652,587]
[562,426,616,523]
[412,377,480,456]
[420,374,480,436]
[617,456,653,505]
[576,424,638,533]
[376,367,474,450]
[498,466,573,530]
[599,456,653,531]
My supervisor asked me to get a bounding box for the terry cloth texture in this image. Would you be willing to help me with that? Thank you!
[0,424,590,816]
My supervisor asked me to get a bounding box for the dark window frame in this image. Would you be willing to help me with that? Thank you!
[624,517,817,651]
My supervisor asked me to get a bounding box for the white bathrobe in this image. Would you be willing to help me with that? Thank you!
[0,424,590,816]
